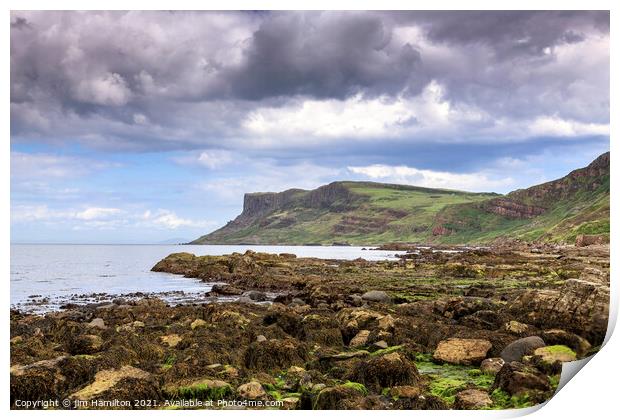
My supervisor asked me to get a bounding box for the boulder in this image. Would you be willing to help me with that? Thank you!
[313,385,366,410]
[389,385,421,399]
[480,358,505,375]
[492,362,550,396]
[237,381,266,400]
[70,366,159,403]
[361,291,391,303]
[454,389,493,409]
[67,334,103,355]
[247,290,267,301]
[351,352,419,392]
[533,345,577,365]
[504,320,529,335]
[540,329,591,357]
[349,330,371,348]
[163,378,232,400]
[211,284,243,295]
[87,318,106,330]
[300,314,343,347]
[244,338,308,371]
[190,319,208,330]
[575,234,608,247]
[433,338,492,365]
[508,279,609,344]
[372,340,389,350]
[160,334,182,348]
[500,336,545,362]
[10,357,69,404]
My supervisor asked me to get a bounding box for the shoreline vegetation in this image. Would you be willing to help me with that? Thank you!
[10,243,609,410]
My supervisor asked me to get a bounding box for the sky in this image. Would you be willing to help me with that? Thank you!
[10,10,610,244]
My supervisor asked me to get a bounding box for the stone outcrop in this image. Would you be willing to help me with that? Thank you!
[433,338,492,365]
[483,198,546,219]
[575,234,608,247]
[508,279,609,343]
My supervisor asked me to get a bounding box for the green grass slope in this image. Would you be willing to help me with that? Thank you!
[191,182,497,245]
[431,152,610,244]
[192,152,609,246]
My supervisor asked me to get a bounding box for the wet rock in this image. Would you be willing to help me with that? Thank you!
[454,389,493,409]
[313,385,366,409]
[508,279,609,344]
[247,291,267,301]
[480,358,505,375]
[237,381,266,400]
[389,385,421,399]
[540,329,591,357]
[10,357,68,404]
[500,336,545,362]
[290,298,306,307]
[433,338,492,365]
[391,392,451,409]
[67,334,103,355]
[351,352,419,392]
[361,291,391,304]
[212,310,250,328]
[190,319,208,330]
[163,378,232,400]
[300,314,343,347]
[211,284,243,296]
[533,345,576,365]
[160,334,182,348]
[70,365,159,403]
[575,234,608,247]
[263,306,302,336]
[337,308,384,339]
[378,315,395,331]
[492,361,550,396]
[349,330,371,348]
[460,310,502,330]
[504,320,529,335]
[371,340,388,350]
[244,338,308,371]
[87,318,106,330]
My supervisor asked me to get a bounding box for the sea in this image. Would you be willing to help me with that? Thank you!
[10,244,399,313]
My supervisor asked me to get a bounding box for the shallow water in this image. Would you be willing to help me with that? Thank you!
[10,244,398,312]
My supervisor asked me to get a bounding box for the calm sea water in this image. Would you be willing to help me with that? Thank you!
[10,244,398,312]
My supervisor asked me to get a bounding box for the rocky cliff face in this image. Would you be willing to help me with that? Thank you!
[507,152,609,206]
[192,152,609,244]
[430,152,609,239]
[241,189,303,219]
[238,182,360,221]
[483,199,546,219]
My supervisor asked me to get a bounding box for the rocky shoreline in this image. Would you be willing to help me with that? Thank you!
[10,244,609,410]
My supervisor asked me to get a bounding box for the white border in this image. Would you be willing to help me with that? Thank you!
[3,2,616,419]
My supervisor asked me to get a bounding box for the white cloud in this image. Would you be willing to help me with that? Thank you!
[141,209,215,229]
[527,116,609,137]
[75,207,122,220]
[11,205,214,231]
[242,81,485,141]
[74,72,132,106]
[347,164,514,192]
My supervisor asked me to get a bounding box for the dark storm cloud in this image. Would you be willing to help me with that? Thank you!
[228,12,425,100]
[10,10,610,152]
[396,11,608,57]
